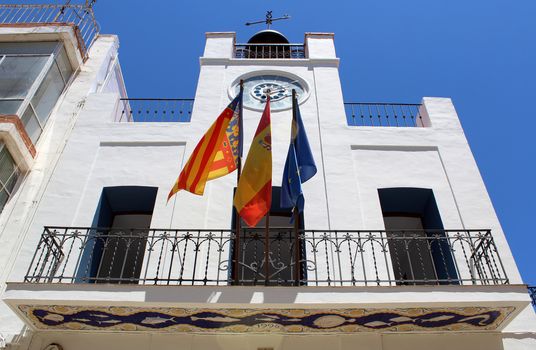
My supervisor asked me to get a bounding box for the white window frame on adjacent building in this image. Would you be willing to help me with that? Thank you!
[0,41,74,144]
[0,142,20,212]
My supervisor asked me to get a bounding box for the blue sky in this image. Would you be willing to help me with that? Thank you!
[12,0,536,284]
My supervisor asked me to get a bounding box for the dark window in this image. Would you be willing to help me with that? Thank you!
[95,213,152,283]
[378,188,458,285]
[77,186,158,283]
[231,186,305,285]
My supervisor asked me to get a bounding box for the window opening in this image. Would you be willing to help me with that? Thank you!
[95,213,153,284]
[0,41,74,143]
[232,186,305,285]
[378,188,458,285]
[78,186,158,284]
[0,143,20,212]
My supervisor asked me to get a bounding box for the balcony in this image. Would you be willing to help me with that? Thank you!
[0,4,99,59]
[25,227,508,286]
[234,43,306,59]
[6,226,530,334]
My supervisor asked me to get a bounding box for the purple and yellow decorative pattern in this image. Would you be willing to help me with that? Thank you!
[18,305,515,333]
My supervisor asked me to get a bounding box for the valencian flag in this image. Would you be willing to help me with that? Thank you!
[280,92,317,214]
[234,96,272,227]
[168,92,242,199]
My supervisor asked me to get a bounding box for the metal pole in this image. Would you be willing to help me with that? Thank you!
[294,210,300,285]
[237,79,244,179]
[291,89,300,285]
[262,92,272,285]
[265,214,270,285]
[233,80,244,285]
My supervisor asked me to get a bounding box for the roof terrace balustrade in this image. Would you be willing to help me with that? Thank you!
[25,227,508,286]
[234,43,306,59]
[345,102,425,127]
[117,98,194,122]
[0,4,99,60]
[116,99,428,126]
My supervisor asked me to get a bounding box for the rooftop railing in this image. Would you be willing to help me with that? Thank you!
[117,98,194,122]
[234,43,306,59]
[345,102,424,127]
[25,227,508,286]
[0,4,99,59]
[116,99,426,125]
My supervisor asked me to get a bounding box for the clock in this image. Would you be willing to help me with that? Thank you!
[231,74,308,111]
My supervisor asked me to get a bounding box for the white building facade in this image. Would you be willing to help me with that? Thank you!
[0,4,535,350]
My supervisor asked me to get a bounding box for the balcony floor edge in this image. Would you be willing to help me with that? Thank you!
[3,283,530,334]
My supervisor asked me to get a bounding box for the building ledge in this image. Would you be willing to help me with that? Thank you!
[199,57,340,67]
[4,283,530,334]
[305,32,335,38]
[205,32,236,38]
[0,23,85,69]
[0,115,35,170]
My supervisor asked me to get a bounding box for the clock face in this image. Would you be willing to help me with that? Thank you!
[232,74,307,111]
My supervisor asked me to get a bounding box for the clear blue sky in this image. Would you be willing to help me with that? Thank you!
[12,0,536,285]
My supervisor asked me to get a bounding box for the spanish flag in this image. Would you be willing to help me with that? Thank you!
[168,93,242,199]
[233,97,272,227]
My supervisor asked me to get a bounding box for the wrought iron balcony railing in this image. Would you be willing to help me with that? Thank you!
[234,43,306,59]
[25,227,508,286]
[345,102,424,127]
[0,4,99,59]
[117,98,194,122]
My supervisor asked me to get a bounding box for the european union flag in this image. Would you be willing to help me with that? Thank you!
[281,95,317,214]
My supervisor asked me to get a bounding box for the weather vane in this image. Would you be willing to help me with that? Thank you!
[245,11,290,29]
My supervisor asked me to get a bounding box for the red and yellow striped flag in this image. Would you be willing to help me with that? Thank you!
[233,97,272,227]
[168,94,242,199]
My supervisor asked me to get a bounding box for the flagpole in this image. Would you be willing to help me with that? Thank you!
[233,80,244,285]
[264,214,270,286]
[237,80,244,180]
[291,89,301,285]
[263,93,271,286]
[293,209,300,285]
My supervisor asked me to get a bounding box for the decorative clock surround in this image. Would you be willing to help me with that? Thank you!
[230,72,309,111]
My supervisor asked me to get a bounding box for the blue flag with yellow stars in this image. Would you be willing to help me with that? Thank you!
[280,96,317,214]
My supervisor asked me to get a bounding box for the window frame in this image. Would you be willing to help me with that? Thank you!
[0,142,21,211]
[0,42,73,143]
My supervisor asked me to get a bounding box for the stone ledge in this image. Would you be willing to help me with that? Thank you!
[0,115,36,171]
[0,23,85,67]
